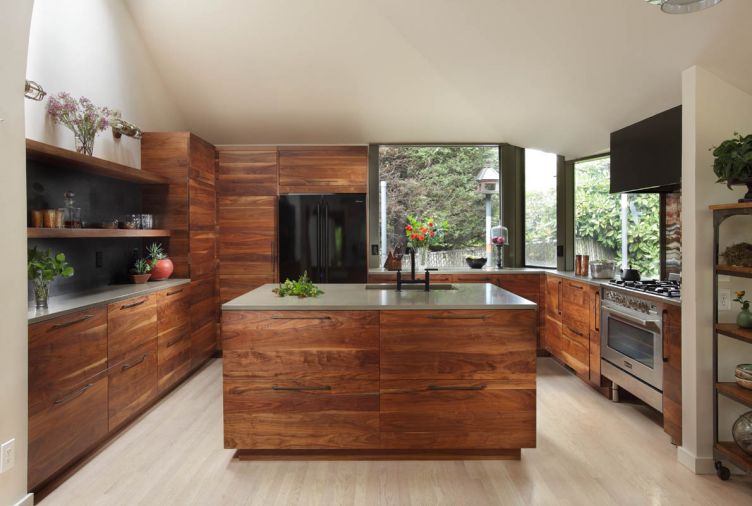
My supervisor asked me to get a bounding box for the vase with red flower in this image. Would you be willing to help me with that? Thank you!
[404,215,447,269]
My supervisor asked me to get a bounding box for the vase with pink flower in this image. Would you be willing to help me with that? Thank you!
[491,225,509,269]
[47,92,120,156]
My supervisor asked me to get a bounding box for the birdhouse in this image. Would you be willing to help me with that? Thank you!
[476,166,499,195]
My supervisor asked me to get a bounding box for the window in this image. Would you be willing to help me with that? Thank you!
[524,149,558,267]
[377,145,500,269]
[574,156,660,279]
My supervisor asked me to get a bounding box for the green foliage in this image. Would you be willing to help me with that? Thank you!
[712,133,752,185]
[27,247,74,282]
[146,242,167,261]
[404,215,448,250]
[131,258,152,274]
[273,271,324,298]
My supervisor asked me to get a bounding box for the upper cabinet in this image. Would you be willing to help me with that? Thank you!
[278,146,368,194]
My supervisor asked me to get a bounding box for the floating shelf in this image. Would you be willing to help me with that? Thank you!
[709,202,752,210]
[27,228,171,239]
[26,139,170,185]
[716,382,752,408]
[714,442,752,473]
[716,324,752,345]
[716,264,752,278]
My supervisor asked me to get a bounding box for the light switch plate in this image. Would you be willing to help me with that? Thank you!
[719,288,731,311]
[0,438,15,473]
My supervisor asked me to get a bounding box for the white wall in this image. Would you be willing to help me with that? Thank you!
[0,1,34,504]
[25,0,185,168]
[680,66,752,474]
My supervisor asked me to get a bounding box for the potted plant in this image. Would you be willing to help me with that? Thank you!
[712,132,752,202]
[27,247,74,309]
[734,291,752,329]
[146,242,173,281]
[130,258,152,284]
[47,92,120,156]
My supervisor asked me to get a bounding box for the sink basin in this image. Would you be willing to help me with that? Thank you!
[364,283,456,291]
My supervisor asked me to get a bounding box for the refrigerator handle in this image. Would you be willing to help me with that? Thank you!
[315,203,321,282]
[324,202,329,282]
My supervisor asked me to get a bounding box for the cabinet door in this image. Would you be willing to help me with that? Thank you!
[217,149,278,197]
[589,286,602,386]
[157,286,192,392]
[189,179,216,231]
[108,342,158,431]
[545,275,562,319]
[543,314,562,358]
[663,305,682,445]
[561,280,590,336]
[278,146,367,194]
[218,195,276,276]
[191,277,218,366]
[189,134,216,185]
[560,325,589,380]
[107,295,157,363]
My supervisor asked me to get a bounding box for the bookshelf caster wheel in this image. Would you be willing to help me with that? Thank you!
[715,461,731,481]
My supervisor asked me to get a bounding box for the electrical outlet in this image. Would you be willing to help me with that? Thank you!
[95,251,103,268]
[719,288,732,311]
[0,438,15,474]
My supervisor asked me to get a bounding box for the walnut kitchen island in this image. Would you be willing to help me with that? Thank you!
[221,283,538,460]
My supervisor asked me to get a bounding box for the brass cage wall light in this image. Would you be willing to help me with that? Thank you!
[24,80,46,101]
[111,118,143,140]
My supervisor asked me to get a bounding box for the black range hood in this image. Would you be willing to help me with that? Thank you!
[610,105,682,194]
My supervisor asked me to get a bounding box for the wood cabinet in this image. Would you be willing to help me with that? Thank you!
[544,276,592,380]
[589,285,602,386]
[278,146,368,194]
[107,295,157,363]
[157,286,192,392]
[108,342,158,430]
[663,304,682,445]
[561,280,590,336]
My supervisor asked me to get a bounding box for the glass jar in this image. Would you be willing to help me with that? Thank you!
[63,191,82,228]
[123,214,140,230]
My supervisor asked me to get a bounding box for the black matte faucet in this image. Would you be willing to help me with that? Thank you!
[396,247,430,291]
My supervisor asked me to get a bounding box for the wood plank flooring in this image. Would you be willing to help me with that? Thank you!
[43,358,752,505]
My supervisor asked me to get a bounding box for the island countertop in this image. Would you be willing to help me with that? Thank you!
[222,283,537,311]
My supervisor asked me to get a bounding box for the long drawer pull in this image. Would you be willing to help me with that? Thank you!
[567,283,584,290]
[428,384,487,391]
[121,354,147,371]
[428,316,486,320]
[51,314,94,329]
[121,298,147,310]
[166,289,184,296]
[53,383,94,405]
[271,316,332,320]
[272,385,332,392]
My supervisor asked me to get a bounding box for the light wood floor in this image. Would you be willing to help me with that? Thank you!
[43,358,752,505]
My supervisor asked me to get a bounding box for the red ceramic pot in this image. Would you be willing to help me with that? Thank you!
[150,258,174,281]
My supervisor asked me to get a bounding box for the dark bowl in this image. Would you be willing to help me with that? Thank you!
[466,257,487,269]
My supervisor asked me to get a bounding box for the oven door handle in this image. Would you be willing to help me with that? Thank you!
[604,307,660,332]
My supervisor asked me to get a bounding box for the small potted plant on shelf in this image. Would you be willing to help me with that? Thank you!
[146,242,173,281]
[130,258,152,284]
[712,132,752,202]
[47,92,121,156]
[27,247,74,309]
[734,291,752,329]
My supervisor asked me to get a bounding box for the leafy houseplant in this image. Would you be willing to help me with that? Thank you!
[404,215,448,267]
[28,247,74,308]
[273,272,324,298]
[712,132,752,202]
[130,258,152,284]
[47,92,120,156]
[146,242,173,281]
[734,291,752,329]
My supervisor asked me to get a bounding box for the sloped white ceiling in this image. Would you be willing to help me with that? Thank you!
[125,0,752,158]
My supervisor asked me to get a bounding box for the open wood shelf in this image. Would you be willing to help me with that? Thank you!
[716,264,752,278]
[27,228,171,239]
[716,324,752,345]
[716,382,752,408]
[26,139,170,185]
[715,442,752,472]
[709,202,752,210]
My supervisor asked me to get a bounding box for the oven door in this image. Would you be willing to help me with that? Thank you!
[600,305,663,391]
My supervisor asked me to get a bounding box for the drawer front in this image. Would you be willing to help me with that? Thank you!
[380,380,536,449]
[157,325,191,392]
[28,376,108,490]
[543,314,562,356]
[107,294,157,362]
[452,275,494,284]
[157,284,191,335]
[560,325,589,379]
[108,342,158,430]
[29,307,108,410]
[561,280,590,336]
[224,379,379,449]
[380,310,537,380]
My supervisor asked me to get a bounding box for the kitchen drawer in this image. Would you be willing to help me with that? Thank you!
[560,325,589,379]
[108,342,158,430]
[452,274,495,284]
[157,284,191,335]
[157,325,191,392]
[107,294,157,362]
[28,376,108,490]
[380,380,536,449]
[561,280,590,336]
[380,310,537,380]
[223,379,379,449]
[29,307,108,411]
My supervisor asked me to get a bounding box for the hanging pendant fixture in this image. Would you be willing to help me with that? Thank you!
[646,0,723,14]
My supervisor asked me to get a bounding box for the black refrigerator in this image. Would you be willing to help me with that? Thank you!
[278,194,367,283]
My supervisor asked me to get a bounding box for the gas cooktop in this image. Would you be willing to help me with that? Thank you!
[608,279,681,298]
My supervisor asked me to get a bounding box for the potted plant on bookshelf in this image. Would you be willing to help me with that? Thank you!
[130,258,152,284]
[27,247,74,309]
[712,132,752,203]
[47,92,120,156]
[734,291,752,329]
[146,242,173,281]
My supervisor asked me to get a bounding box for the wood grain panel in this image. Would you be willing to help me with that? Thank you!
[217,148,278,197]
[560,325,589,380]
[191,277,218,330]
[379,310,536,380]
[218,195,276,275]
[189,133,216,185]
[663,304,682,445]
[224,379,379,449]
[278,146,367,194]
[157,285,191,335]
[493,274,540,301]
[219,275,274,303]
[28,307,108,413]
[189,231,217,279]
[157,324,191,393]
[589,286,602,386]
[108,341,158,430]
[191,321,217,367]
[545,275,561,319]
[543,313,562,357]
[223,349,379,381]
[107,294,157,363]
[561,279,590,336]
[189,179,216,231]
[28,376,108,491]
[380,380,535,449]
[140,132,190,180]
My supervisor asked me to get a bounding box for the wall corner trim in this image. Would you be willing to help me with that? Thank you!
[13,493,34,506]
[677,446,715,475]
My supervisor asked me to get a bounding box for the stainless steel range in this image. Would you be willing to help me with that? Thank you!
[600,282,678,412]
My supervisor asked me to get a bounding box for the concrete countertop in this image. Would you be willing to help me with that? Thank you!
[28,279,191,324]
[222,283,537,311]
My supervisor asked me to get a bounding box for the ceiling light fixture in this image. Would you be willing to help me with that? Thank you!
[646,0,723,14]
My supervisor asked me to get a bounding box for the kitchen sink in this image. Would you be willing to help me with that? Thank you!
[364,283,456,290]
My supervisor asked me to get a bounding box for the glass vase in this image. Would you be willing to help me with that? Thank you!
[419,247,429,269]
[737,308,752,329]
[33,279,50,309]
[74,132,95,156]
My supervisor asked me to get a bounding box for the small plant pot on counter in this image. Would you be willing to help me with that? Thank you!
[150,258,173,281]
[130,273,151,284]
